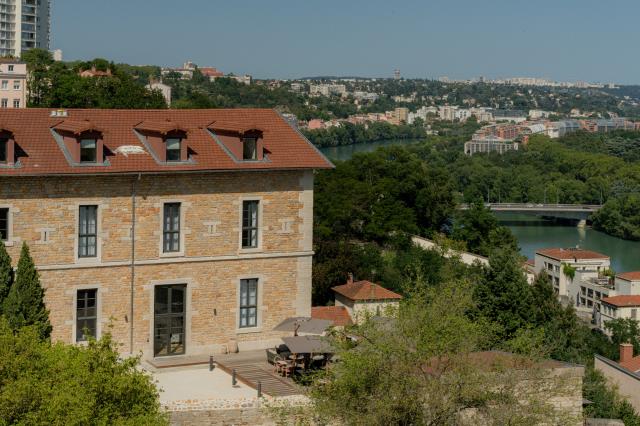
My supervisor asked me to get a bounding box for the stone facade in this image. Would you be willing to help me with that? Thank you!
[0,170,314,360]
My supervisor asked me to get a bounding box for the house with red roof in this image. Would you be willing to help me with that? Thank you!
[312,274,402,326]
[595,343,640,412]
[534,247,610,300]
[0,108,332,362]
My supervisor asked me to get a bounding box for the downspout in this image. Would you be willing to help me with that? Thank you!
[129,173,141,354]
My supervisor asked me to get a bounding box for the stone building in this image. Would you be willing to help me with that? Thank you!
[0,108,332,361]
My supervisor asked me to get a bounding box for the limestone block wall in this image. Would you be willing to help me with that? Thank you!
[0,170,315,359]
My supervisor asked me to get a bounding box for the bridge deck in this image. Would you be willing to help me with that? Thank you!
[459,203,602,213]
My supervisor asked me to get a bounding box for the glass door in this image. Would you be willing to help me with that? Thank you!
[154,284,186,356]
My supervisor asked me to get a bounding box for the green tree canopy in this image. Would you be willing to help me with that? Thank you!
[3,243,51,339]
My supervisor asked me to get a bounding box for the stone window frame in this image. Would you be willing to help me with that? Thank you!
[70,284,103,345]
[0,204,14,247]
[234,274,265,334]
[159,200,186,258]
[73,202,104,265]
[146,278,194,359]
[237,196,263,254]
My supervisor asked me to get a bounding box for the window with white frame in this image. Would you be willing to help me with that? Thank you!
[76,289,97,342]
[1,80,7,90]
[163,203,181,253]
[241,200,259,248]
[239,278,258,328]
[13,80,19,90]
[78,205,98,258]
[12,99,19,108]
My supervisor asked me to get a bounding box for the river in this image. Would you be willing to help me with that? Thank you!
[319,140,640,273]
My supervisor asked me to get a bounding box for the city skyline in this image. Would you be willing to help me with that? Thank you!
[52,0,640,84]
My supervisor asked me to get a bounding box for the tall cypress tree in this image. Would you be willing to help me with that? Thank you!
[0,241,12,311]
[4,242,51,339]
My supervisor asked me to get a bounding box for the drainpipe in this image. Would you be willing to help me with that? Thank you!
[129,173,141,354]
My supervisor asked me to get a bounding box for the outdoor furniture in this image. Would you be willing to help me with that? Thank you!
[266,348,278,364]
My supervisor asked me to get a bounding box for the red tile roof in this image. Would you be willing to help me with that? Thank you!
[617,272,640,282]
[536,247,609,261]
[332,280,403,301]
[601,295,640,308]
[311,306,353,327]
[0,108,332,176]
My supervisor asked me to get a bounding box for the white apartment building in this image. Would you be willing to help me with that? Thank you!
[310,84,346,97]
[534,248,610,299]
[464,137,519,155]
[597,273,640,335]
[0,59,26,108]
[0,0,50,57]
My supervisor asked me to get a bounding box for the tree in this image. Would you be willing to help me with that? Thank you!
[605,318,640,356]
[452,201,517,256]
[473,249,533,341]
[21,48,54,106]
[0,319,168,424]
[3,243,51,339]
[302,280,581,425]
[0,241,12,311]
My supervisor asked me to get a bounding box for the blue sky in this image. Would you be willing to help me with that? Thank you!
[53,0,640,83]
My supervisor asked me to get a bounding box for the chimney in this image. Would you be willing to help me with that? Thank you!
[347,273,353,285]
[620,343,634,363]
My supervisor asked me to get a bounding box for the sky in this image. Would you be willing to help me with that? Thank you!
[53,0,640,84]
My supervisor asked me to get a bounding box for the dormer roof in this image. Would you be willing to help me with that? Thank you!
[0,109,333,176]
[52,120,101,135]
[135,120,188,135]
[208,120,265,135]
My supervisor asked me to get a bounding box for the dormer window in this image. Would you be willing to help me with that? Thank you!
[80,139,97,163]
[243,137,257,160]
[166,137,182,162]
[52,121,105,165]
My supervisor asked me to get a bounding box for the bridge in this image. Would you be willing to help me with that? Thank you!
[459,203,603,223]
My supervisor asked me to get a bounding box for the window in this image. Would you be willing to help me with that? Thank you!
[0,138,6,163]
[1,99,7,108]
[239,278,258,328]
[78,205,98,258]
[8,65,13,72]
[12,99,19,108]
[1,80,7,90]
[76,289,97,342]
[241,200,259,248]
[80,139,97,163]
[633,309,638,320]
[242,137,257,160]
[13,80,19,90]
[0,208,8,241]
[165,138,181,162]
[163,203,180,253]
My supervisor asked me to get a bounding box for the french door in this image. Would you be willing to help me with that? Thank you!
[154,284,186,356]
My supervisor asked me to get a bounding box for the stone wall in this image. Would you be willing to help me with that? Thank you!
[0,170,314,359]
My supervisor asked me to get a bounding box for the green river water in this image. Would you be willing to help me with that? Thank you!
[319,141,640,273]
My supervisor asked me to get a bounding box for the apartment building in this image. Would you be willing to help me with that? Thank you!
[0,108,333,361]
[533,248,610,299]
[0,58,26,108]
[597,272,640,334]
[0,0,50,57]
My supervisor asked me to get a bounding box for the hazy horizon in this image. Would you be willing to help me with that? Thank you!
[53,0,640,84]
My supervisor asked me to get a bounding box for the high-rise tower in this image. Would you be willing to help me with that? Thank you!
[0,0,50,57]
